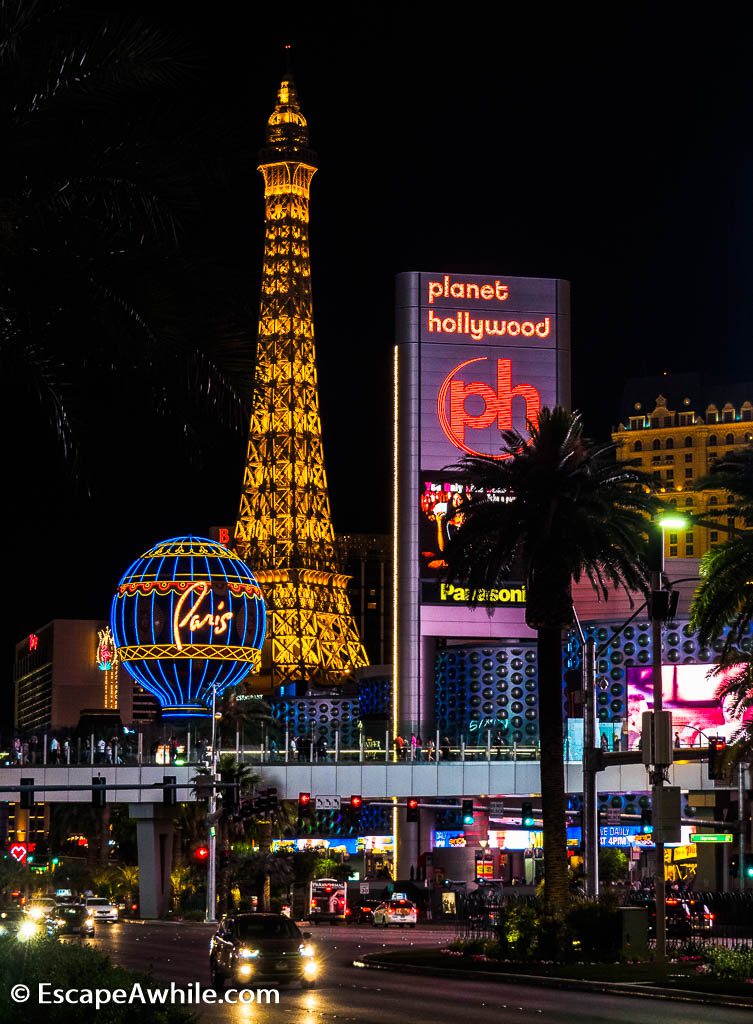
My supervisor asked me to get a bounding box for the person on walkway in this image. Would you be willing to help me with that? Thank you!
[415,735,423,761]
[440,736,451,761]
[50,735,60,765]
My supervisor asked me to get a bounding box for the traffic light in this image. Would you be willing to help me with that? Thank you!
[194,845,209,862]
[298,792,312,827]
[640,805,652,829]
[647,588,680,621]
[462,799,474,826]
[521,801,535,828]
[92,777,107,808]
[20,777,34,811]
[745,856,753,881]
[350,795,363,811]
[257,789,269,816]
[708,737,727,780]
[163,775,176,806]
[406,797,419,822]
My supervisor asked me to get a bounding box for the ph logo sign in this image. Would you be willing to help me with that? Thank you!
[437,357,541,458]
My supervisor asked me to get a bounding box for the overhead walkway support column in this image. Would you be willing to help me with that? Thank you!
[130,803,174,919]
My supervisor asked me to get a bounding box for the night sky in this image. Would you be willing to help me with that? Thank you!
[4,6,753,717]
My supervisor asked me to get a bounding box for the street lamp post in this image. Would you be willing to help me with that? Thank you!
[206,683,219,923]
[649,512,687,963]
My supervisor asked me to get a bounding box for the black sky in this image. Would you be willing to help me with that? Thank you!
[5,5,753,714]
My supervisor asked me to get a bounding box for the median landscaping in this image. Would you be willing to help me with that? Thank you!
[358,897,753,1005]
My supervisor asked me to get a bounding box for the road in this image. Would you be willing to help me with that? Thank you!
[84,921,752,1023]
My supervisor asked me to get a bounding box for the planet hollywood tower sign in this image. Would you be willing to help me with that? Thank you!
[393,271,571,734]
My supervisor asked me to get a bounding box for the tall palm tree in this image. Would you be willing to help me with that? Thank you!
[691,447,753,655]
[443,407,657,913]
[690,447,753,769]
[0,0,252,480]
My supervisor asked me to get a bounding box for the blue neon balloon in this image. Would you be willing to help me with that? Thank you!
[111,535,266,717]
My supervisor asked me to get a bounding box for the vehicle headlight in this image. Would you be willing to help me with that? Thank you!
[28,907,44,920]
[18,920,39,941]
[238,964,253,978]
[299,943,315,958]
[238,947,259,959]
[302,958,319,979]
[85,916,94,924]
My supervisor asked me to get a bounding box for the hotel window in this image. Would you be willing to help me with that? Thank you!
[709,496,718,507]
[726,433,735,445]
[665,437,674,449]
[685,542,694,556]
[669,533,678,545]
[652,455,661,464]
[710,531,719,544]
[666,469,674,480]
[743,408,753,421]
[669,545,678,557]
[685,498,694,507]
[685,453,693,462]
[708,435,717,446]
[633,441,643,452]
[367,602,378,610]
[652,438,661,450]
[684,436,693,447]
[723,408,735,422]
[685,468,693,479]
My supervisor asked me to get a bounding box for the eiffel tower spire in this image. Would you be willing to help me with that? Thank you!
[233,62,368,688]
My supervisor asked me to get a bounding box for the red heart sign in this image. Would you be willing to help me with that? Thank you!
[9,844,26,863]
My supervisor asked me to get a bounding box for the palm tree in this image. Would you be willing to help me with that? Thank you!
[443,407,657,914]
[690,447,753,655]
[0,0,252,482]
[690,447,753,769]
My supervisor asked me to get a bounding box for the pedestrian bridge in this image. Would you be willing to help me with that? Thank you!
[0,756,739,805]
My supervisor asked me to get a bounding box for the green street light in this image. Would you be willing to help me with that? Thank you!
[657,512,690,532]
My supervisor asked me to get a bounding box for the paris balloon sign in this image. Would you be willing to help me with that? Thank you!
[111,536,267,718]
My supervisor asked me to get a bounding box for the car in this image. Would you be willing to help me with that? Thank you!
[646,898,693,938]
[371,897,417,928]
[346,898,383,925]
[84,896,118,923]
[1,907,45,941]
[47,904,96,937]
[209,912,319,990]
[25,897,58,922]
[685,898,714,933]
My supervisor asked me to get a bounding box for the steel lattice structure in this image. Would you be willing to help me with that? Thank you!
[234,68,367,688]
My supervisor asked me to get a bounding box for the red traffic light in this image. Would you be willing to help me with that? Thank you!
[298,792,311,807]
[407,797,419,810]
[350,795,363,809]
[713,738,726,751]
[194,845,209,861]
[406,797,419,822]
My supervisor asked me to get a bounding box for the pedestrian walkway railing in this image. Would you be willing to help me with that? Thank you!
[0,732,542,768]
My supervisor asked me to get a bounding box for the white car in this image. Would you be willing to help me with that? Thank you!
[85,896,118,923]
[371,898,417,928]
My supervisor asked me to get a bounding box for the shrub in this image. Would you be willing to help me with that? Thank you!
[0,935,197,1023]
[704,946,753,980]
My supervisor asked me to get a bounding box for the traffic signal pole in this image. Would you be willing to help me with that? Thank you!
[582,636,599,897]
[206,683,218,924]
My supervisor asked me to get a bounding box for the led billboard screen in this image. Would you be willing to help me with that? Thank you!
[395,270,570,731]
[625,663,753,749]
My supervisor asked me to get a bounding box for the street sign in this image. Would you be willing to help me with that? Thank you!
[488,799,505,819]
[314,795,341,811]
[606,807,621,825]
[689,833,733,844]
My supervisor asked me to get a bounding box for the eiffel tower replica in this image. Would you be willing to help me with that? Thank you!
[234,60,368,690]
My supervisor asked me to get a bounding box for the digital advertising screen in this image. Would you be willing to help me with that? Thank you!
[625,663,753,749]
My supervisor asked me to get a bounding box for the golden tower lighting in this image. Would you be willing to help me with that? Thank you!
[234,62,367,689]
